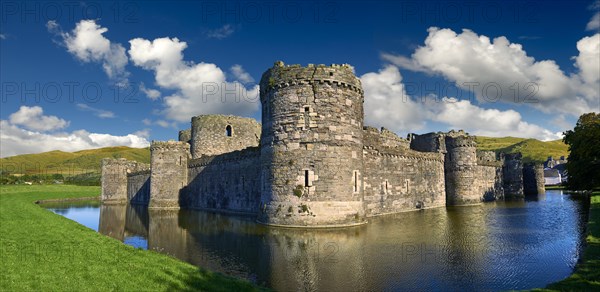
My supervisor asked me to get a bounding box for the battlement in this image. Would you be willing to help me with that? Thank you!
[259,61,363,100]
[445,135,476,148]
[150,140,190,152]
[364,145,444,162]
[363,126,410,149]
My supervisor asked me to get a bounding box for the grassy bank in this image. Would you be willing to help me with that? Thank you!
[544,191,600,290]
[0,185,264,291]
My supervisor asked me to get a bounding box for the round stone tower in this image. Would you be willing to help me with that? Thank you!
[444,132,480,205]
[258,61,366,227]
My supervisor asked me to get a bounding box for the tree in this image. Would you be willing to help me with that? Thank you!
[563,112,600,190]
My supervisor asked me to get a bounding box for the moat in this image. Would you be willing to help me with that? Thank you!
[45,190,588,291]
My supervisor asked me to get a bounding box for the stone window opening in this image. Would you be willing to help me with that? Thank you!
[385,180,389,193]
[226,125,233,137]
[304,170,310,187]
[179,156,182,165]
[303,106,310,130]
[353,170,359,193]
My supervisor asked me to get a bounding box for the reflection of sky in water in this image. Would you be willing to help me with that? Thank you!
[124,236,148,249]
[48,207,99,231]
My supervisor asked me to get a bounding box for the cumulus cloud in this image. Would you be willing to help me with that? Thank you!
[76,103,115,118]
[384,27,599,116]
[587,1,600,30]
[206,24,235,39]
[1,108,149,157]
[359,65,562,140]
[230,65,254,84]
[139,83,162,100]
[360,65,428,132]
[48,20,129,86]
[429,97,563,141]
[9,106,69,132]
[128,37,259,122]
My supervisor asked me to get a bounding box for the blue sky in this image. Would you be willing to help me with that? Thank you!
[1,0,599,157]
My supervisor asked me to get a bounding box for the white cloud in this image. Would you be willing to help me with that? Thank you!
[587,1,600,30]
[360,65,428,133]
[8,106,69,132]
[1,115,149,158]
[155,120,177,129]
[429,97,563,141]
[49,20,129,86]
[76,103,115,118]
[128,37,259,122]
[230,65,254,84]
[359,65,562,140]
[206,24,235,39]
[140,118,177,129]
[384,27,599,116]
[0,34,6,40]
[573,33,600,102]
[139,83,161,100]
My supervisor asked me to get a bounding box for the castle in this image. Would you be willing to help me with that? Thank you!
[101,61,545,228]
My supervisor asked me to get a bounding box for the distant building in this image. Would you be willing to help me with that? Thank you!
[544,169,562,185]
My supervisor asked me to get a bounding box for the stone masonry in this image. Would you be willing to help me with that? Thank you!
[101,61,543,228]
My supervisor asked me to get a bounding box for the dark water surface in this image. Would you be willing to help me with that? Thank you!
[44,190,589,291]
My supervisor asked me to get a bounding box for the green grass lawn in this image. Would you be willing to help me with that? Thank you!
[0,185,264,291]
[543,191,600,291]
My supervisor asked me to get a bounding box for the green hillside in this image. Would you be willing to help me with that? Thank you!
[0,146,150,175]
[475,136,569,163]
[0,136,569,175]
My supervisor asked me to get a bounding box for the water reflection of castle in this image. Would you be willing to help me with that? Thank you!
[97,191,584,291]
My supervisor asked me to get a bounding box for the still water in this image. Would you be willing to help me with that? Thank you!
[45,190,589,291]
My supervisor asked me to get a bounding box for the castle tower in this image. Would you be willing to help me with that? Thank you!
[101,158,140,204]
[523,163,545,196]
[190,115,261,159]
[503,153,524,198]
[258,61,366,227]
[149,141,189,209]
[444,132,480,205]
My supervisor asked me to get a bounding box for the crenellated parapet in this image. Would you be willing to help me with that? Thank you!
[259,61,362,100]
[363,126,410,149]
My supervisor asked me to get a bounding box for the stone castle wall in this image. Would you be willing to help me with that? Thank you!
[258,62,366,227]
[183,147,261,214]
[363,129,446,216]
[127,170,150,205]
[190,115,261,159]
[101,158,149,204]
